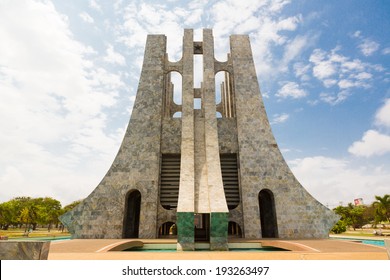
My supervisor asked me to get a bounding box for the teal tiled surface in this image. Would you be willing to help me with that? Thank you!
[210,212,229,251]
[177,212,194,250]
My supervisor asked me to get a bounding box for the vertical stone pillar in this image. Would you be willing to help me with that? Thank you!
[202,29,229,250]
[230,34,270,238]
[176,29,195,251]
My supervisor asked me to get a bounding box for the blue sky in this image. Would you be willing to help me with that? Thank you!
[0,0,389,208]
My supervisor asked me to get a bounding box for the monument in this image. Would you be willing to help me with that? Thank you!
[60,29,338,251]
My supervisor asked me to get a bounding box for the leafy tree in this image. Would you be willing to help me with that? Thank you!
[348,204,365,230]
[331,220,347,234]
[333,203,368,231]
[362,205,376,225]
[62,200,82,212]
[35,197,62,232]
[0,202,14,229]
[17,198,39,231]
[372,194,390,224]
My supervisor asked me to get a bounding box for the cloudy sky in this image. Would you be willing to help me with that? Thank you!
[0,0,389,208]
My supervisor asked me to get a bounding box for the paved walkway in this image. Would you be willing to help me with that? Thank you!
[48,238,389,260]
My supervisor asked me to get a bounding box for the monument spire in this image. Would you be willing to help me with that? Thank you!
[60,29,338,250]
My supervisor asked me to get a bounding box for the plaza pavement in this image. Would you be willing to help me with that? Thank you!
[48,237,389,260]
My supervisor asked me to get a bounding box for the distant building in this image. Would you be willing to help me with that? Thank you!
[354,198,364,206]
[60,29,339,251]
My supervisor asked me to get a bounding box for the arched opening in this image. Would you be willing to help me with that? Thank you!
[215,71,224,104]
[173,112,182,118]
[215,71,235,118]
[194,213,210,242]
[228,221,242,237]
[194,55,203,88]
[171,71,182,105]
[123,190,141,238]
[164,71,182,118]
[158,222,177,238]
[258,189,278,238]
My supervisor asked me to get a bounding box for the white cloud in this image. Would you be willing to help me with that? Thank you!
[271,113,289,124]
[320,91,350,105]
[280,35,309,72]
[269,0,291,12]
[348,99,390,158]
[348,130,390,157]
[308,46,382,104]
[276,81,307,99]
[358,38,380,56]
[104,44,126,65]
[352,30,361,38]
[79,12,94,23]
[309,49,338,80]
[0,0,124,205]
[293,62,311,80]
[382,47,390,55]
[89,0,102,12]
[289,156,390,207]
[375,98,390,128]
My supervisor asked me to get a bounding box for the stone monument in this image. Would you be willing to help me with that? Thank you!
[60,29,338,251]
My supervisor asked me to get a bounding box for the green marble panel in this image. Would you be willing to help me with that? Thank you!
[176,212,194,251]
[210,212,229,251]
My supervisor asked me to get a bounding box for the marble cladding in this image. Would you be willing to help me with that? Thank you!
[210,212,229,251]
[176,212,195,251]
[0,241,50,260]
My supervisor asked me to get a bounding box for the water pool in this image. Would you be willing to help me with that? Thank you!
[361,240,385,247]
[124,246,289,252]
[332,237,385,247]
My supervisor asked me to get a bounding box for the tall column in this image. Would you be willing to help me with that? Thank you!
[202,29,229,251]
[176,29,195,251]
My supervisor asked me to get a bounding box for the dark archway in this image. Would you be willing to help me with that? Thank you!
[228,221,242,237]
[158,222,176,238]
[194,213,210,242]
[123,190,141,238]
[258,189,278,238]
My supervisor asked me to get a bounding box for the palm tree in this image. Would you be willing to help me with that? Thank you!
[372,194,390,224]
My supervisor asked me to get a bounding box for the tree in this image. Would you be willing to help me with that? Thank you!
[348,204,365,230]
[331,220,347,234]
[333,203,368,231]
[35,197,62,232]
[17,198,39,231]
[372,194,390,224]
[62,200,82,212]
[0,202,14,229]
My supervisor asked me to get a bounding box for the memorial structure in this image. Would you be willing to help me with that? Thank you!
[60,29,338,251]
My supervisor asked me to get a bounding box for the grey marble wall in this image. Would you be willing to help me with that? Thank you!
[0,241,50,260]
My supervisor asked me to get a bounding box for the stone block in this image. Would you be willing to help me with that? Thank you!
[0,241,50,260]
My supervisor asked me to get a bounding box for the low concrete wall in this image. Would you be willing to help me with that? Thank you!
[0,241,50,260]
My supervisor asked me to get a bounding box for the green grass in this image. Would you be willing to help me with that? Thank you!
[0,228,71,239]
[332,228,390,238]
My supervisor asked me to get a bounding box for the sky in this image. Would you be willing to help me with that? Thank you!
[0,0,389,209]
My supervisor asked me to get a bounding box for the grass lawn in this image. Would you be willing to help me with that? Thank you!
[332,227,390,238]
[0,227,71,239]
